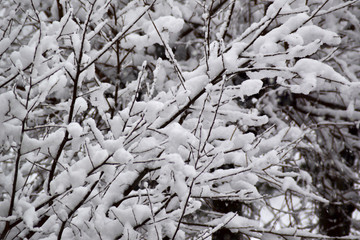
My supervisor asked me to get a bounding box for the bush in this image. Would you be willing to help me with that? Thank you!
[0,0,359,239]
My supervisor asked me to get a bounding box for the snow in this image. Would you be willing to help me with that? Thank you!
[282,176,297,191]
[41,35,59,53]
[113,148,133,164]
[251,150,279,170]
[184,74,209,96]
[0,38,11,55]
[266,0,288,17]
[291,74,317,94]
[68,168,87,187]
[208,126,236,142]
[21,129,66,156]
[347,100,355,119]
[16,197,38,229]
[164,123,191,148]
[109,115,125,139]
[291,58,349,94]
[43,129,66,156]
[239,79,263,100]
[92,148,109,167]
[282,177,328,203]
[50,173,71,195]
[207,212,259,229]
[224,42,247,72]
[144,100,164,122]
[121,14,184,51]
[296,25,341,46]
[208,55,224,79]
[67,122,83,138]
[230,179,259,195]
[90,83,112,112]
[253,13,309,53]
[0,26,21,55]
[10,46,32,69]
[128,137,159,154]
[22,206,37,229]
[153,58,167,93]
[71,33,82,59]
[282,126,303,141]
[71,206,91,226]
[261,233,285,240]
[288,40,321,58]
[122,6,148,27]
[284,33,304,46]
[92,208,120,239]
[299,170,312,186]
[5,92,26,120]
[147,16,184,43]
[130,101,147,115]
[175,89,191,105]
[109,204,151,227]
[39,73,67,97]
[259,42,280,54]
[33,62,66,85]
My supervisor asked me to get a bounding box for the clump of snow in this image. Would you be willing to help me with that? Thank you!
[113,148,133,164]
[261,233,284,240]
[207,212,259,229]
[67,122,83,138]
[60,12,78,35]
[266,0,288,17]
[347,100,355,120]
[19,45,35,68]
[224,42,246,72]
[109,204,151,227]
[22,129,66,156]
[291,75,317,95]
[299,170,312,186]
[239,79,263,100]
[122,6,147,27]
[0,25,21,54]
[253,13,309,53]
[284,33,304,46]
[296,25,341,46]
[90,83,111,112]
[153,58,168,91]
[147,16,184,43]
[68,168,87,188]
[175,89,190,106]
[184,75,209,96]
[16,198,38,230]
[208,55,224,78]
[71,206,91,227]
[0,38,11,55]
[128,136,159,154]
[232,132,255,149]
[121,15,184,51]
[291,58,348,94]
[288,40,322,59]
[164,123,191,149]
[251,150,280,170]
[74,97,88,114]
[259,42,280,54]
[282,177,328,203]
[50,172,72,195]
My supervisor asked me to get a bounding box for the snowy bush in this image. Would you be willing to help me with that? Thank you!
[0,0,359,239]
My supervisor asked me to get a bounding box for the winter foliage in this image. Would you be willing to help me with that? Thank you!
[0,0,359,239]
